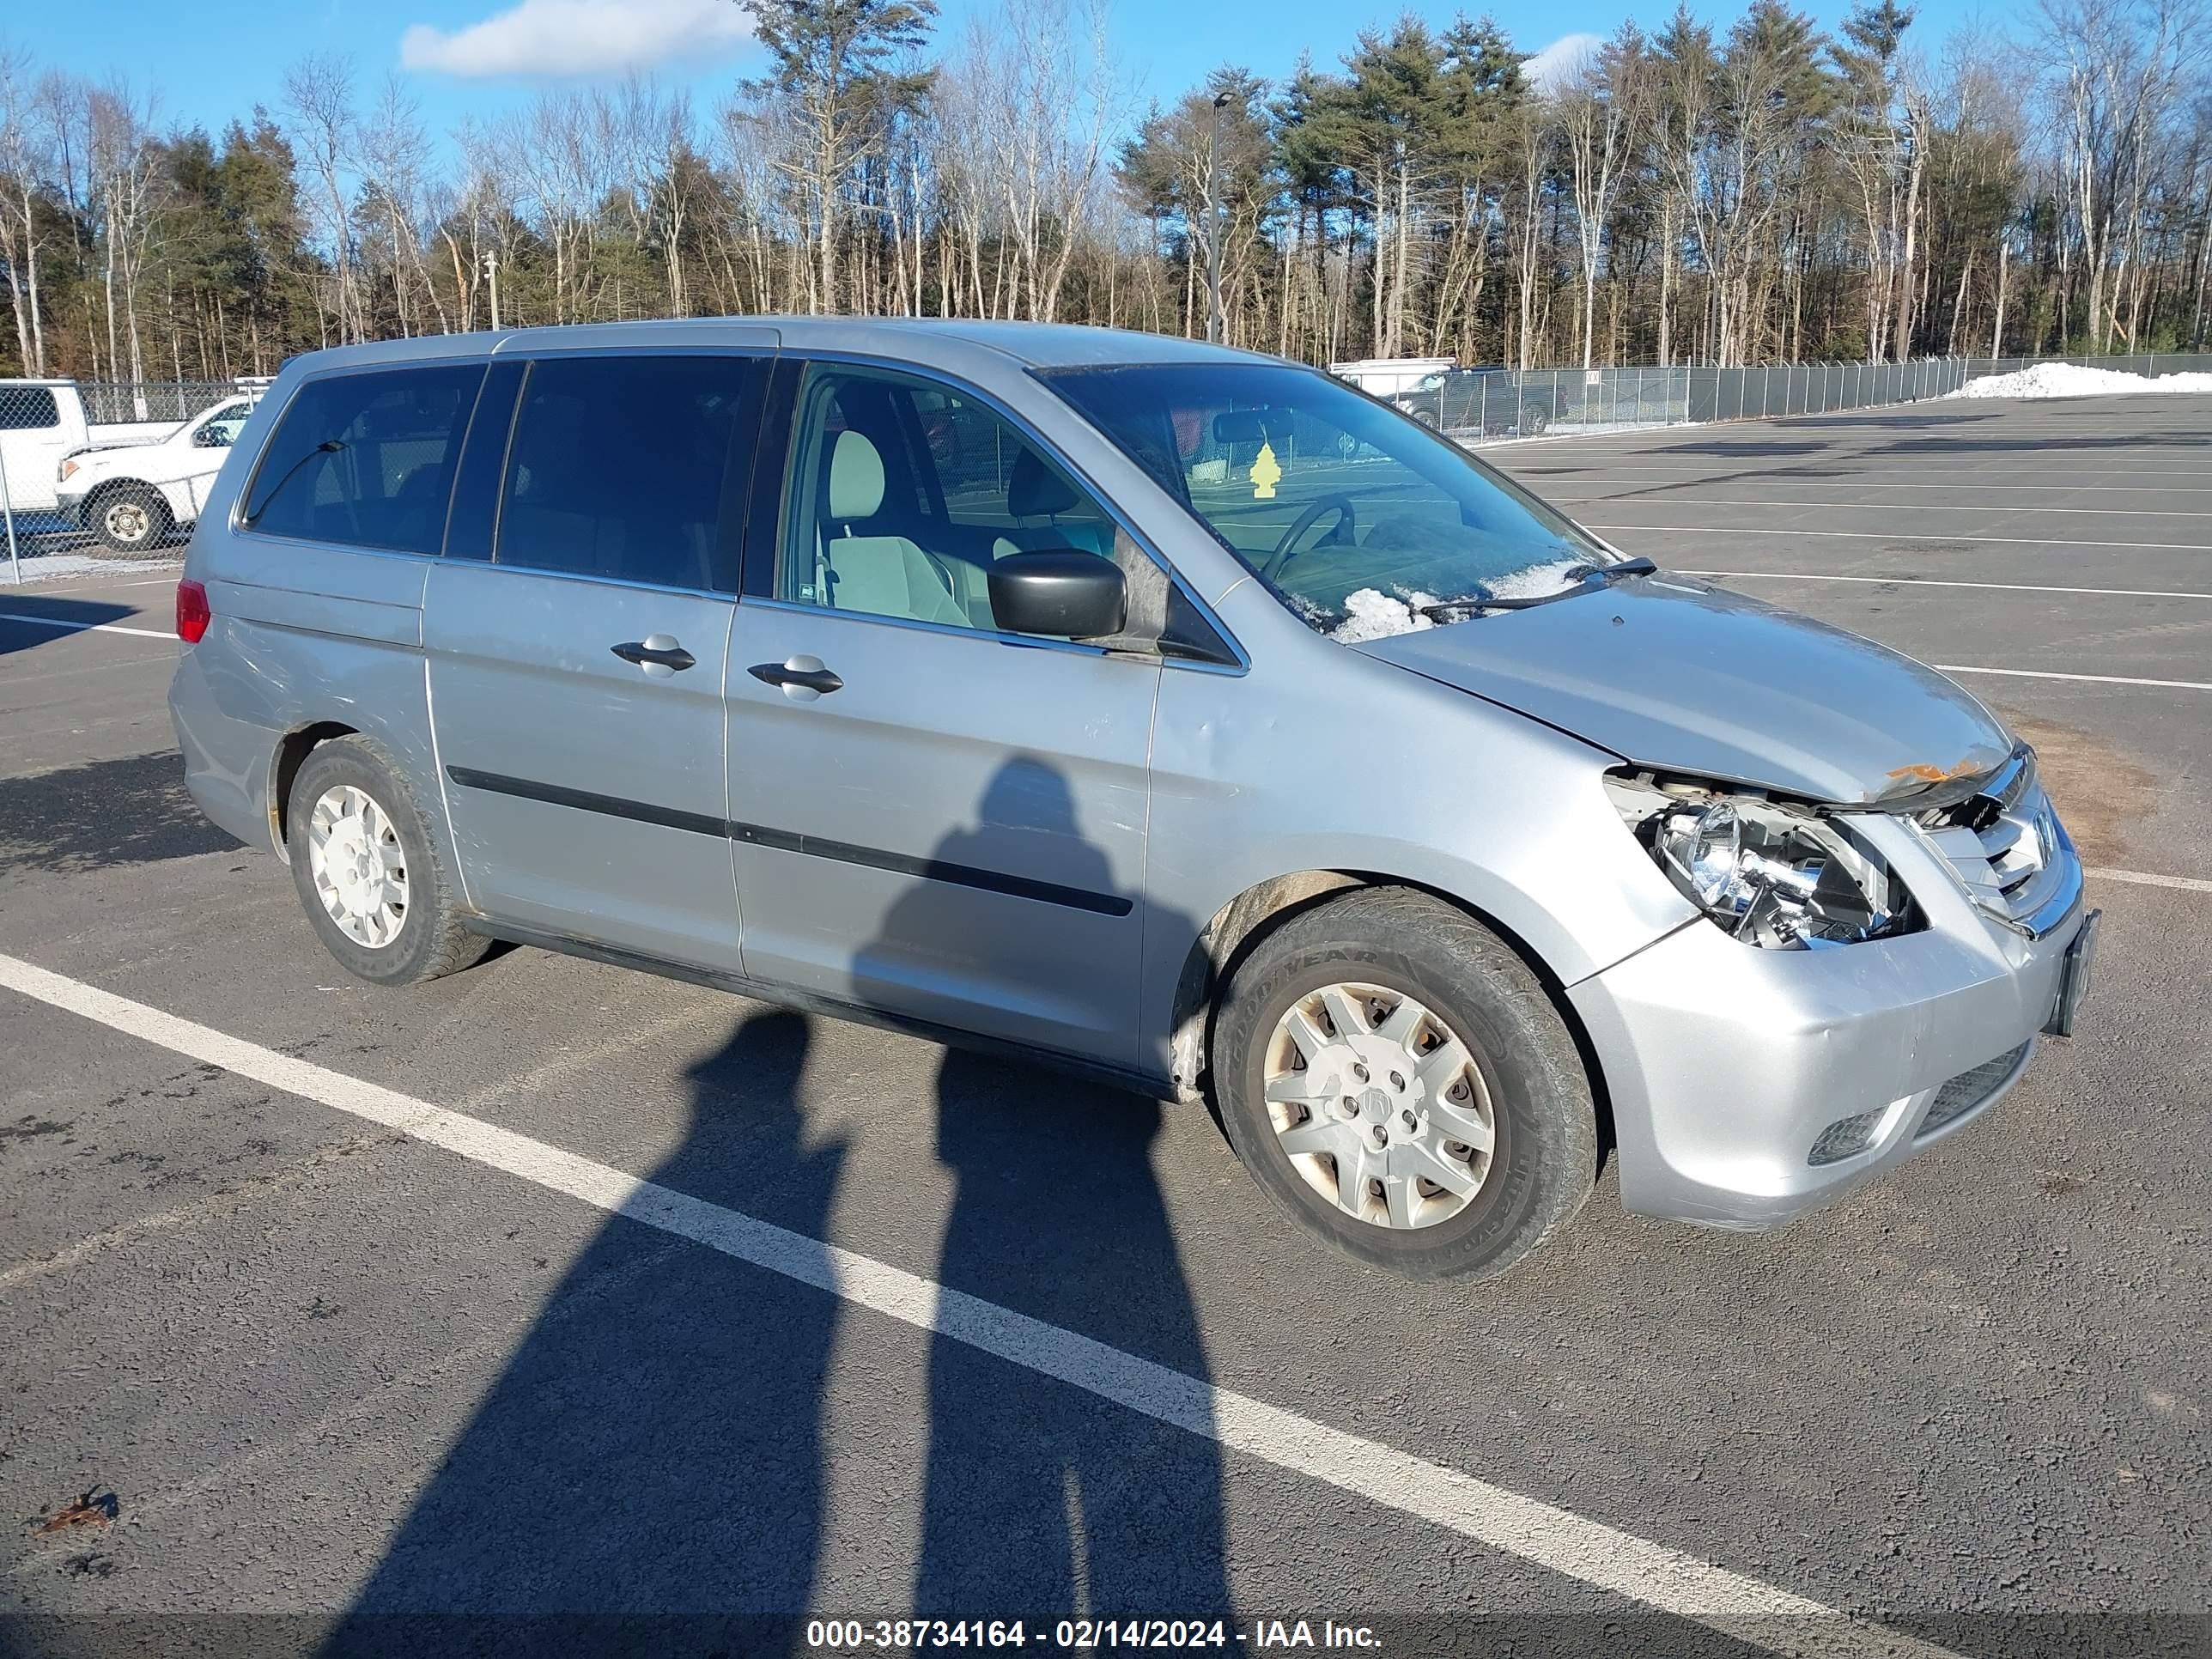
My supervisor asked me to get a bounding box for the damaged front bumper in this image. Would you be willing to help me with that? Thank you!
[1569,801,2093,1231]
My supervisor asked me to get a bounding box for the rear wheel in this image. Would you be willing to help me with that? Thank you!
[286,736,489,987]
[90,483,172,554]
[1212,887,1597,1280]
[1519,406,1552,437]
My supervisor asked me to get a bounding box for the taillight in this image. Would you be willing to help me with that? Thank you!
[176,578,210,644]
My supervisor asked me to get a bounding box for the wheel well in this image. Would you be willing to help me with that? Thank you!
[270,721,359,859]
[86,477,161,508]
[1168,870,1616,1162]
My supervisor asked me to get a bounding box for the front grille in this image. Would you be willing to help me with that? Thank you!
[1917,750,2065,927]
[1917,1041,2032,1139]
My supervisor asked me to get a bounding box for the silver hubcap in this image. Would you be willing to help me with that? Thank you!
[307,785,408,948]
[1262,982,1497,1231]
[105,501,150,543]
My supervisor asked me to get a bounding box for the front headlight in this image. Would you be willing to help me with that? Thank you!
[1606,772,1913,949]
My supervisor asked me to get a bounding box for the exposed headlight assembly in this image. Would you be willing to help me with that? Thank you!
[1606,772,1913,949]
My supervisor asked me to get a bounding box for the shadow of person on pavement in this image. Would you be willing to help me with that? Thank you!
[861,757,1235,1621]
[321,1006,844,1655]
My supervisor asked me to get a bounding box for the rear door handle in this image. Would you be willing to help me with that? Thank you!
[611,635,696,673]
[748,657,844,696]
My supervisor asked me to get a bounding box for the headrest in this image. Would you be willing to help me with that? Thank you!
[1007,447,1080,520]
[829,429,885,521]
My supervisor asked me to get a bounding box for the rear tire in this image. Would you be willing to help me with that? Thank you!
[286,736,489,987]
[1519,407,1552,437]
[1212,887,1597,1281]
[90,483,173,554]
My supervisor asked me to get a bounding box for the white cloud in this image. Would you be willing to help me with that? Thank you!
[400,0,752,78]
[1525,33,1603,94]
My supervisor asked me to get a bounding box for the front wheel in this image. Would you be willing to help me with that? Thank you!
[91,483,173,554]
[286,736,490,987]
[1212,887,1597,1280]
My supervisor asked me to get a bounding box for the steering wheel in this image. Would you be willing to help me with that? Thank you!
[1261,494,1358,581]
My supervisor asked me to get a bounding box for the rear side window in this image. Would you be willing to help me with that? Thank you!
[245,365,484,554]
[1,387,60,430]
[495,355,761,592]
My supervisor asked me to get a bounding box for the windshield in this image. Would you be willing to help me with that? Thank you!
[1038,362,1607,639]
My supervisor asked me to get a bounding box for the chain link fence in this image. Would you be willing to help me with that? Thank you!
[1387,354,2212,439]
[1396,359,1977,436]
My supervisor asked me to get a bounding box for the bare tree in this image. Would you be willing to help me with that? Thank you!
[1557,28,1650,367]
[0,45,54,374]
[283,52,360,343]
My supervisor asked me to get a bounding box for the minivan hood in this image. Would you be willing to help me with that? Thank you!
[1353,576,2012,806]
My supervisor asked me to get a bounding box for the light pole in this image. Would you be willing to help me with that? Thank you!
[1205,90,1232,344]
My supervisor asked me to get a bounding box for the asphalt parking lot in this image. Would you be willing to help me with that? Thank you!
[2,392,2207,1658]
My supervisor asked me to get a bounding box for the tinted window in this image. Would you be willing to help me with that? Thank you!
[1,387,60,430]
[246,365,484,554]
[496,355,758,591]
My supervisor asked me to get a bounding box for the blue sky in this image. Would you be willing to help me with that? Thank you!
[33,0,2002,152]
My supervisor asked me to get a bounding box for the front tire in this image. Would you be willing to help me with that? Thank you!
[286,736,489,987]
[1212,887,1597,1280]
[90,483,173,554]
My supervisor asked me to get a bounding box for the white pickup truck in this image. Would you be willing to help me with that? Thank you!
[0,379,94,517]
[54,392,261,552]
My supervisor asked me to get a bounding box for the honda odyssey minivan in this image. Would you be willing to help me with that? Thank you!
[168,319,2097,1279]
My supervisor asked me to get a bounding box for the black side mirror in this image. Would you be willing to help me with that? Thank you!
[988,549,1127,639]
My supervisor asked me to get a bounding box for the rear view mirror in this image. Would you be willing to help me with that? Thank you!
[988,550,1127,639]
[1212,409,1290,445]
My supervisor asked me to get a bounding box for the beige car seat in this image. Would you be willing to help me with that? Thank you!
[820,430,970,629]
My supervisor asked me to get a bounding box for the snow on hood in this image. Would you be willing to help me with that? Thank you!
[1328,560,1589,643]
[1949,362,2212,399]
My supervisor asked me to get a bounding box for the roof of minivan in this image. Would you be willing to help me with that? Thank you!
[289,317,1293,374]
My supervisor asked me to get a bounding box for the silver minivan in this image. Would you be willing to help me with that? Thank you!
[168,319,2097,1279]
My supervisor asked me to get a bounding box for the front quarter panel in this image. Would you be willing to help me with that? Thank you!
[1139,583,1697,1075]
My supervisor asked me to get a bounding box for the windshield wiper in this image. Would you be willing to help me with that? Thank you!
[1579,556,1657,583]
[1413,557,1658,622]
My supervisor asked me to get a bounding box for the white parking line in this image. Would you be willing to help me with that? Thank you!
[1585,525,2212,552]
[1936,665,2212,691]
[1565,497,2212,518]
[1680,571,2212,600]
[2089,867,2212,896]
[0,950,1954,1659]
[1531,479,2212,495]
[0,610,175,640]
[1510,465,2212,481]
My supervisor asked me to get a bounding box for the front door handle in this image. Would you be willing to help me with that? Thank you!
[611,635,696,673]
[748,657,844,696]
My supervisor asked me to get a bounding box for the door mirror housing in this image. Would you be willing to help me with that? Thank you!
[988,549,1127,639]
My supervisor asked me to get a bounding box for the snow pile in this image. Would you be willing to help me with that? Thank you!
[1950,362,2212,399]
[1329,559,1591,642]
[1333,587,1441,643]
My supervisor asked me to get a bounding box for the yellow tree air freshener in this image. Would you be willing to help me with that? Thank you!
[1250,441,1282,500]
